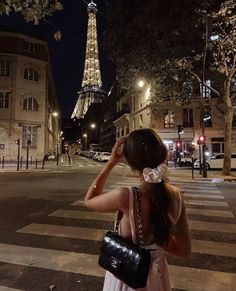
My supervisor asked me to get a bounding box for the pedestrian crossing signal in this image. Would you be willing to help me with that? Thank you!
[176,141,182,149]
[199,135,206,144]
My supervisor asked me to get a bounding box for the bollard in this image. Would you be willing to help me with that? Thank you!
[35,159,38,169]
[42,158,45,170]
[20,156,23,169]
[2,156,4,169]
[68,154,71,165]
[191,156,194,180]
[30,155,32,166]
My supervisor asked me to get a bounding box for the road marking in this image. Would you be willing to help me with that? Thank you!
[70,200,234,218]
[184,193,224,199]
[182,188,222,194]
[189,220,236,234]
[0,287,23,291]
[18,215,236,238]
[186,208,234,218]
[192,239,236,257]
[17,223,107,241]
[0,243,235,290]
[49,209,115,222]
[185,200,228,207]
[0,243,104,277]
[169,265,236,291]
[70,200,84,206]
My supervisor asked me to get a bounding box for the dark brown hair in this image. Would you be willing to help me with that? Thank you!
[123,128,173,246]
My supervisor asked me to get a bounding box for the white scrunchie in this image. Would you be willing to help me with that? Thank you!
[143,164,169,183]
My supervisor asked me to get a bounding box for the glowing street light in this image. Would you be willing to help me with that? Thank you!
[52,111,58,117]
[90,123,96,129]
[83,133,87,138]
[137,79,145,88]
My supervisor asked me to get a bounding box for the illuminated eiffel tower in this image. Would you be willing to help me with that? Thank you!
[71,0,106,119]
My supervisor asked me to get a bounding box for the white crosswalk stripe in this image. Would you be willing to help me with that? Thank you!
[0,287,23,291]
[0,178,235,290]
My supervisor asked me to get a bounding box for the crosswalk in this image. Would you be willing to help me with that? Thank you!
[0,178,235,290]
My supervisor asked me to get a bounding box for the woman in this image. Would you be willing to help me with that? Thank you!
[84,128,191,290]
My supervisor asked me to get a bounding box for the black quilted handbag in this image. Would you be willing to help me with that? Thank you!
[98,187,151,289]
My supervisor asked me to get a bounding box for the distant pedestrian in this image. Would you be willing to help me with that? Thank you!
[85,128,191,290]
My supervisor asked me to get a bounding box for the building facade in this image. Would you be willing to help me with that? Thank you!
[113,80,236,161]
[0,31,60,161]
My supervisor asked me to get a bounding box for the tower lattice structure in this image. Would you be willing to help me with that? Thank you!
[71,0,105,119]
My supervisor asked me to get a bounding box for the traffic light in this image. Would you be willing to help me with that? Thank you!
[198,135,206,144]
[177,125,184,135]
[176,140,182,149]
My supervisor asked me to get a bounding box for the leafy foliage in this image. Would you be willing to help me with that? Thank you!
[0,0,63,40]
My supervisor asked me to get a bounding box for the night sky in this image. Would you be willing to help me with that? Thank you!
[0,0,115,118]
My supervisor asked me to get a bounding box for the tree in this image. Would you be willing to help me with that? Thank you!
[0,0,63,40]
[173,0,236,175]
[105,0,236,175]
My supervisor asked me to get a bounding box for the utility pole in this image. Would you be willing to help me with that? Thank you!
[201,16,211,178]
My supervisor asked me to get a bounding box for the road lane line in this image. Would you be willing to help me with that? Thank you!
[0,287,23,291]
[17,223,107,241]
[186,208,234,218]
[49,209,115,221]
[18,218,236,238]
[0,243,104,277]
[189,220,236,233]
[169,265,236,291]
[191,239,236,257]
[183,193,224,199]
[70,200,234,218]
[0,243,235,290]
[185,200,228,207]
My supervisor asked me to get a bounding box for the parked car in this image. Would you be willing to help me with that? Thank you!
[194,153,236,169]
[98,152,111,162]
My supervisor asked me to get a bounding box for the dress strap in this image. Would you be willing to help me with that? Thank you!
[176,189,182,223]
[128,187,137,243]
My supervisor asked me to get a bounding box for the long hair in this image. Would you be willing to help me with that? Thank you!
[123,128,173,246]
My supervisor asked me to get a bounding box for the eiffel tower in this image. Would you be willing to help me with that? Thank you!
[71,0,106,119]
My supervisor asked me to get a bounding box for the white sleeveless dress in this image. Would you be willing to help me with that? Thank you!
[102,186,182,291]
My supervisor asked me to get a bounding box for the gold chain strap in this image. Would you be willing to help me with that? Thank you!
[114,187,145,247]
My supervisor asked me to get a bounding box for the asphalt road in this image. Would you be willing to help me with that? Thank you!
[0,156,235,291]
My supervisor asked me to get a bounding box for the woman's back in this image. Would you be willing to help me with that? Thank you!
[119,183,182,246]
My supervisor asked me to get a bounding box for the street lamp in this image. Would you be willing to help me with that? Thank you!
[137,79,145,88]
[83,133,88,150]
[90,123,96,129]
[52,111,58,117]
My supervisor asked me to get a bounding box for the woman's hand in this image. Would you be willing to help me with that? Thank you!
[108,138,126,166]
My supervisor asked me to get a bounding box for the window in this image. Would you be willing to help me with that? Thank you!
[200,79,211,98]
[164,110,175,128]
[139,114,143,128]
[24,68,39,81]
[133,117,135,130]
[183,108,193,127]
[22,125,37,147]
[233,114,236,127]
[0,60,10,76]
[182,81,193,101]
[23,97,38,111]
[0,91,10,108]
[211,137,224,154]
[25,41,38,53]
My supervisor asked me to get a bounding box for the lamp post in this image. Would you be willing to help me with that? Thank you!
[200,16,211,178]
[83,133,88,150]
